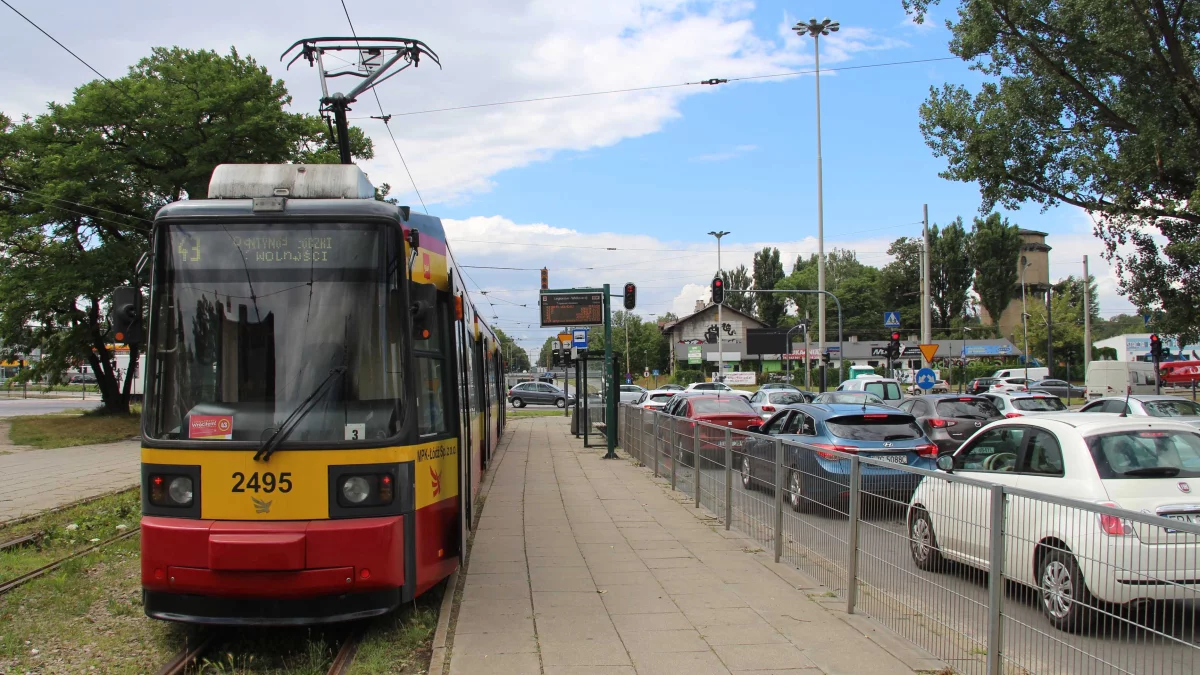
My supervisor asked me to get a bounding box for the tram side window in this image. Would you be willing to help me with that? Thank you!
[415,292,450,437]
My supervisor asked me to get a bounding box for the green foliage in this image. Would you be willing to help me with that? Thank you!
[968,213,1022,327]
[1093,313,1146,341]
[0,46,371,414]
[492,328,531,372]
[720,264,755,317]
[907,0,1200,343]
[877,237,923,331]
[930,217,972,329]
[672,369,704,385]
[752,247,786,326]
[1026,290,1086,369]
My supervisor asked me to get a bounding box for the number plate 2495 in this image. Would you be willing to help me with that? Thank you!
[231,471,293,493]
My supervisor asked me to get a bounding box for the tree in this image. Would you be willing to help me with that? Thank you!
[969,213,1022,329]
[1027,292,1086,371]
[904,0,1200,343]
[0,47,371,414]
[537,336,557,368]
[493,328,531,372]
[752,247,786,327]
[720,264,755,317]
[878,237,923,330]
[930,218,972,331]
[1051,275,1100,327]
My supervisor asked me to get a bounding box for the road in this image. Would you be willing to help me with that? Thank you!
[641,444,1200,675]
[0,398,102,417]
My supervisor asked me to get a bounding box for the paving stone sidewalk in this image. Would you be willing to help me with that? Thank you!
[446,416,936,675]
[0,439,140,523]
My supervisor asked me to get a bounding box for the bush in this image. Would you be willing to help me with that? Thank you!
[672,369,704,385]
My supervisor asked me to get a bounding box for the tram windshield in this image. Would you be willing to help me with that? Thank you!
[144,222,406,444]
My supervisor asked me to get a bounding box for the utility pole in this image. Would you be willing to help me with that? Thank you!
[804,311,812,391]
[625,316,631,384]
[1083,256,1092,374]
[1021,256,1030,381]
[922,204,931,345]
[708,231,730,382]
[1046,288,1054,379]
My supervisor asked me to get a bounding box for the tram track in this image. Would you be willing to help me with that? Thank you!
[0,529,138,596]
[148,623,365,675]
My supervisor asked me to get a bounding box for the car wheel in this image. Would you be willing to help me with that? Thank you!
[788,467,806,512]
[555,398,566,409]
[908,508,944,572]
[512,397,525,408]
[741,455,754,491]
[1039,548,1095,633]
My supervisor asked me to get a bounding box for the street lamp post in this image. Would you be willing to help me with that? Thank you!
[795,17,838,391]
[1021,256,1031,381]
[958,326,972,394]
[708,230,730,382]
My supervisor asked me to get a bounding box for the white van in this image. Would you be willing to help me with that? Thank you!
[1085,361,1157,399]
[836,376,904,404]
[992,366,1049,380]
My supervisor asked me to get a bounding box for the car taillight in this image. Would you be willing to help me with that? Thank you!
[1096,501,1133,536]
[1005,412,1023,418]
[914,443,938,458]
[761,405,775,412]
[812,443,858,460]
[928,418,957,428]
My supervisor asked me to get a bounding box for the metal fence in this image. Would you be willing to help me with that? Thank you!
[618,404,1200,675]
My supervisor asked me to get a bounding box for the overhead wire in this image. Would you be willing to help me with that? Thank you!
[0,0,121,88]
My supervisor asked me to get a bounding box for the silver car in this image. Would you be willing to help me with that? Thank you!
[1079,395,1200,427]
[508,381,574,408]
[747,389,809,419]
[619,385,648,404]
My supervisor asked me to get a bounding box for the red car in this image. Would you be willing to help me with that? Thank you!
[1160,360,1200,386]
[661,393,762,468]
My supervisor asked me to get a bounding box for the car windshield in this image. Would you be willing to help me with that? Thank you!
[936,399,1002,419]
[1088,431,1200,478]
[1143,399,1200,417]
[144,222,406,443]
[1012,397,1067,412]
[692,397,756,415]
[649,393,675,402]
[826,415,923,441]
[816,392,885,405]
[864,382,902,400]
[768,392,805,404]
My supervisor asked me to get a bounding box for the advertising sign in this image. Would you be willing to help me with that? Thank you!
[687,345,702,365]
[189,414,233,440]
[721,371,757,385]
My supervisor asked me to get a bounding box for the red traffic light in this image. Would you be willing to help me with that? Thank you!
[1150,334,1160,342]
[891,332,900,341]
[714,278,723,287]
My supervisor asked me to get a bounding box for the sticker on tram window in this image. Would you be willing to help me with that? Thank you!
[231,471,293,493]
[189,415,233,440]
[344,423,366,441]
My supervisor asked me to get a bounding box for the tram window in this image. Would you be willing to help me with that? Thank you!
[416,357,447,436]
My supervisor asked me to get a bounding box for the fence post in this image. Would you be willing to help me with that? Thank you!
[724,428,733,530]
[774,438,784,563]
[670,421,678,491]
[986,484,1007,675]
[846,456,862,614]
[651,414,659,478]
[694,423,702,508]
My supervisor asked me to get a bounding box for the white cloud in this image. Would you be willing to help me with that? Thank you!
[690,144,757,162]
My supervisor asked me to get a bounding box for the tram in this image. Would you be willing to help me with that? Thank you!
[133,163,504,623]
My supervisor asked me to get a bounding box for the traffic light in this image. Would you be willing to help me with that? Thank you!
[1150,334,1163,362]
[540,267,548,290]
[110,286,142,345]
[623,282,637,310]
[711,276,724,305]
[888,331,901,361]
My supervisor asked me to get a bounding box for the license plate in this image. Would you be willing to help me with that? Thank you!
[870,454,908,465]
[1163,513,1200,525]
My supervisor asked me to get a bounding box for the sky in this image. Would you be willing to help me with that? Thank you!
[0,0,1139,358]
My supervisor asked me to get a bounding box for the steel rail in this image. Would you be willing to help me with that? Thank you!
[153,632,221,675]
[0,529,138,596]
[327,627,365,675]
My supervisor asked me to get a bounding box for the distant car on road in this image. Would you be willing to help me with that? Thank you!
[759,383,801,392]
[742,403,937,510]
[1078,395,1200,427]
[747,389,809,420]
[67,372,97,384]
[636,389,678,410]
[619,385,647,404]
[661,393,761,466]
[836,376,905,406]
[685,381,752,399]
[1028,379,1085,400]
[990,377,1031,393]
[812,391,887,406]
[658,383,685,391]
[898,395,1003,456]
[982,392,1067,418]
[906,380,950,395]
[508,381,575,408]
[966,378,997,395]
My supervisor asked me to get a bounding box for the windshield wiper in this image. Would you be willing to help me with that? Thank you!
[255,366,348,462]
[1121,466,1181,477]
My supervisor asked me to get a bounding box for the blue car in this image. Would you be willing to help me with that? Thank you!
[740,403,937,510]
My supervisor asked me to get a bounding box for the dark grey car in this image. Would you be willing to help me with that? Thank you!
[897,395,1003,455]
[1027,378,1085,400]
[508,381,574,408]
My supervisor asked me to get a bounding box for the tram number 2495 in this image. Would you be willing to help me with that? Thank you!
[231,471,293,493]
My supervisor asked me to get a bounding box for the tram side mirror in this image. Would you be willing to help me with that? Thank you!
[410,282,437,340]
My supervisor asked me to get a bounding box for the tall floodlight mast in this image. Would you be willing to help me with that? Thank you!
[282,37,441,164]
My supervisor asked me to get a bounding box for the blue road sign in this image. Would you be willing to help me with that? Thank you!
[652,369,660,376]
[1144,314,1152,327]
[884,311,901,328]
[916,367,937,390]
[572,328,588,348]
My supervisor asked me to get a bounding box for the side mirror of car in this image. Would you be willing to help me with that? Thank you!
[747,424,762,434]
[936,455,955,473]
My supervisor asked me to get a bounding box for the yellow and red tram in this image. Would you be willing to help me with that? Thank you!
[136,164,503,624]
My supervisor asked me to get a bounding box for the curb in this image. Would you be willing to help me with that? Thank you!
[426,568,458,675]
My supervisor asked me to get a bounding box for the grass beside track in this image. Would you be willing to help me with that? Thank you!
[507,409,564,419]
[7,409,140,449]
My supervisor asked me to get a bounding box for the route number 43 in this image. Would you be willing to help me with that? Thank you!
[232,472,293,493]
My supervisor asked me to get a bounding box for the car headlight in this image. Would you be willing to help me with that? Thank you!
[149,474,194,507]
[336,473,395,508]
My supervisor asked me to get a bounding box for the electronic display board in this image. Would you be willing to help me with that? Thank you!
[540,291,604,327]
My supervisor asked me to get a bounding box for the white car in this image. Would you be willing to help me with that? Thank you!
[1079,395,1200,428]
[636,389,678,410]
[684,381,752,399]
[747,388,808,419]
[981,392,1068,418]
[619,384,647,404]
[836,376,905,405]
[990,377,1031,393]
[908,414,1200,631]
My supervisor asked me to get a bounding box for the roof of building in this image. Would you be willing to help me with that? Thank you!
[661,303,764,332]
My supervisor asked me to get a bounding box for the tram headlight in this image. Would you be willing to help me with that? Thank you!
[335,472,397,508]
[149,473,194,507]
[342,476,371,504]
[168,477,193,504]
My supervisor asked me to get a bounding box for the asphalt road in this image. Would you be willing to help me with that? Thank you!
[640,441,1200,675]
[0,398,102,417]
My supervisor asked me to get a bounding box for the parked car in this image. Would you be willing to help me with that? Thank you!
[992,366,1049,380]
[982,392,1068,418]
[742,403,937,510]
[909,414,1200,631]
[812,391,887,406]
[619,384,647,404]
[906,379,950,395]
[661,393,761,467]
[508,381,575,408]
[966,378,998,395]
[1085,360,1158,399]
[1078,395,1200,427]
[835,376,905,406]
[898,395,1004,456]
[636,389,678,410]
[685,381,753,399]
[759,383,802,392]
[748,389,809,420]
[990,377,1031,393]
[1028,378,1086,400]
[68,372,97,384]
[658,383,685,391]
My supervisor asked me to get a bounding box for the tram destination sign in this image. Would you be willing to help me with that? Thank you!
[540,290,604,327]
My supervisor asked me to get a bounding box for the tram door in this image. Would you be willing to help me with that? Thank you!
[456,320,473,547]
[474,339,490,469]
